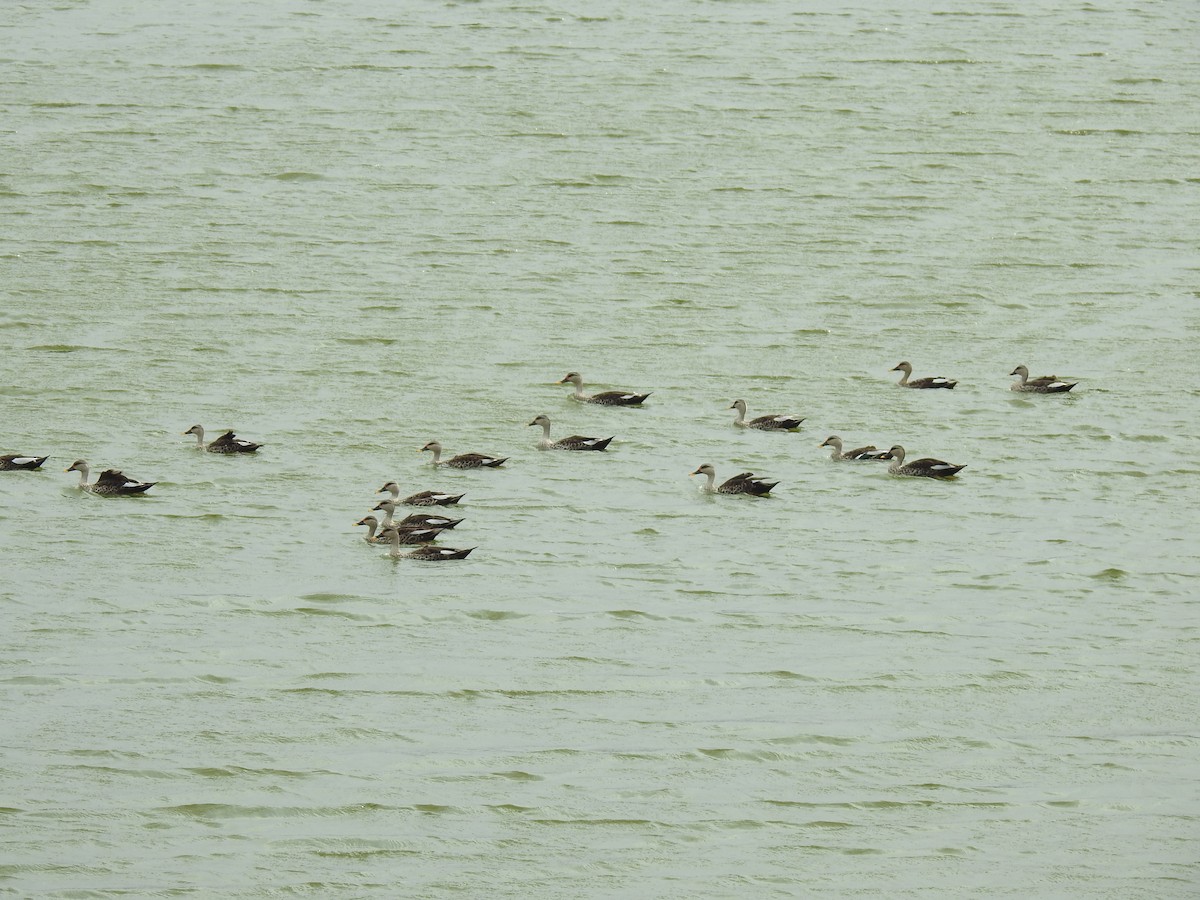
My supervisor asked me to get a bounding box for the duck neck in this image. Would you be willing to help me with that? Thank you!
[427,446,442,465]
[386,530,403,558]
[569,379,587,400]
[1014,369,1029,385]
[536,420,553,447]
[74,465,90,487]
[896,368,910,386]
[191,427,206,447]
[363,520,378,541]
[888,449,905,473]
[732,404,747,426]
[826,440,843,460]
[701,470,717,492]
[378,504,394,526]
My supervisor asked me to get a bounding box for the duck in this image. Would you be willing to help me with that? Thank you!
[371,498,463,530]
[1,454,49,471]
[527,414,613,451]
[891,361,957,389]
[690,464,778,496]
[729,399,805,431]
[377,481,465,507]
[183,424,262,453]
[886,445,965,478]
[819,436,892,461]
[370,499,463,531]
[65,459,156,495]
[420,441,508,469]
[1010,365,1077,393]
[379,525,475,560]
[558,372,651,406]
[356,515,443,545]
[354,515,391,544]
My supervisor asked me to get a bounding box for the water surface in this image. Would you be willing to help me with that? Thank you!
[3,1,1199,896]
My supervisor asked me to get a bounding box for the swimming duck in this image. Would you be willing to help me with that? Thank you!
[819,436,893,461]
[184,424,262,453]
[377,481,465,507]
[729,399,805,431]
[370,499,463,531]
[420,441,508,469]
[354,515,391,544]
[558,372,651,406]
[690,464,778,496]
[379,525,475,560]
[527,414,613,451]
[357,515,443,544]
[370,498,463,530]
[65,460,156,495]
[886,445,965,478]
[1009,365,1077,393]
[1,454,49,471]
[891,361,957,389]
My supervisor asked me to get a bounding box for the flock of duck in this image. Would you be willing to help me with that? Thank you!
[2,365,1077,560]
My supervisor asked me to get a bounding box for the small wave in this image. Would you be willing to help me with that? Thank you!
[25,344,124,353]
[606,609,667,620]
[160,802,399,820]
[755,670,820,682]
[184,766,331,778]
[288,607,377,621]
[194,674,236,684]
[270,171,325,181]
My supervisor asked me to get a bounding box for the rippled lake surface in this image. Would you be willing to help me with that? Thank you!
[3,0,1199,895]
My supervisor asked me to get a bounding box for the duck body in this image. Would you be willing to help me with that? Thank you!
[1010,365,1076,393]
[206,431,262,454]
[399,512,463,530]
[1,454,49,471]
[404,490,466,506]
[378,482,465,507]
[405,544,476,561]
[729,399,804,431]
[820,436,892,461]
[886,445,965,479]
[528,415,613,451]
[66,460,156,495]
[184,424,262,453]
[420,441,508,469]
[379,525,474,560]
[691,464,778,496]
[558,372,650,406]
[892,361,957,389]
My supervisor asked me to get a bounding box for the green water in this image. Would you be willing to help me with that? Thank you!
[3,1,1198,895]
